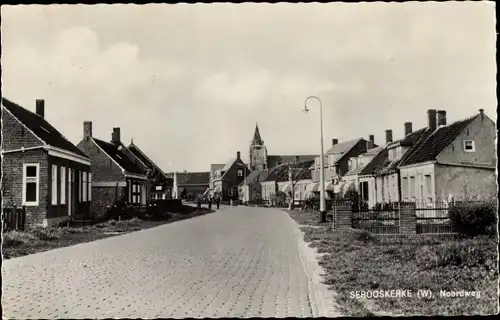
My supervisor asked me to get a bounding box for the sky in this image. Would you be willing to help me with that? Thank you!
[1,2,496,172]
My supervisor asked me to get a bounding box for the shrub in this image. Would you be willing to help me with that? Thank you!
[448,201,497,237]
[303,198,334,211]
[270,191,289,208]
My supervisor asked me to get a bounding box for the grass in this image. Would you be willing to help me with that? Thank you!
[2,205,214,260]
[286,208,331,227]
[288,209,499,316]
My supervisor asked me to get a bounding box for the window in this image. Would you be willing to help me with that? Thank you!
[23,164,40,206]
[52,165,58,205]
[425,174,432,203]
[409,176,415,200]
[88,173,92,201]
[60,166,66,205]
[463,140,475,152]
[402,177,408,200]
[237,169,243,177]
[82,172,87,201]
[131,182,141,204]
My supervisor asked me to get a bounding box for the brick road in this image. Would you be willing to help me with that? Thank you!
[2,206,340,319]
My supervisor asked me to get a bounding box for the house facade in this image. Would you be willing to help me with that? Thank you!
[342,146,383,200]
[128,140,173,200]
[398,109,496,205]
[208,163,225,197]
[260,160,314,203]
[238,170,269,203]
[77,123,148,219]
[212,151,249,201]
[2,98,92,226]
[310,137,375,198]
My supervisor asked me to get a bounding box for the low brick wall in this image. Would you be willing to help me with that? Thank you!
[399,203,417,235]
[333,202,352,230]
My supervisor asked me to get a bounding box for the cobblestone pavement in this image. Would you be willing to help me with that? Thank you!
[2,206,340,319]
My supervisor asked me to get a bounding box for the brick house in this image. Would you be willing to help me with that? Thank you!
[1,98,92,226]
[169,171,210,200]
[212,151,250,201]
[309,137,374,198]
[77,123,148,219]
[128,140,173,200]
[398,109,496,205]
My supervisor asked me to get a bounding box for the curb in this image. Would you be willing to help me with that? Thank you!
[296,226,343,318]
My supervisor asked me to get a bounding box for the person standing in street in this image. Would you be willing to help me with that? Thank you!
[208,195,213,211]
[215,194,221,210]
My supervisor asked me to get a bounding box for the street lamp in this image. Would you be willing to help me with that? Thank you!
[304,96,327,223]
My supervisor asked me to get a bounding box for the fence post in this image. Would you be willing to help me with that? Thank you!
[399,202,416,234]
[333,201,352,230]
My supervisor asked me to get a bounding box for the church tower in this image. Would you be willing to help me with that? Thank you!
[249,123,268,171]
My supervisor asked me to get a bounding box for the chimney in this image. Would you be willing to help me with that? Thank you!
[35,99,45,118]
[112,127,121,145]
[385,129,393,144]
[404,122,413,136]
[427,109,437,131]
[83,121,93,139]
[479,109,484,121]
[369,135,374,143]
[437,110,447,126]
[236,151,241,160]
[366,135,374,150]
[332,139,338,146]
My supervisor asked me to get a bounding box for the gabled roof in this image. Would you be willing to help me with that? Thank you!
[400,115,479,166]
[92,138,146,175]
[175,172,210,185]
[359,148,389,176]
[344,147,383,177]
[268,154,317,166]
[2,98,89,158]
[240,170,269,186]
[219,156,249,180]
[263,160,314,183]
[324,138,363,157]
[128,142,168,178]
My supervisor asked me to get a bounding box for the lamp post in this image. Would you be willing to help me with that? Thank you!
[304,96,327,223]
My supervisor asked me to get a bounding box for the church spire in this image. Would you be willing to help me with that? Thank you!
[252,122,264,145]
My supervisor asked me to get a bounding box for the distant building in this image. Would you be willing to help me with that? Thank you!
[168,171,210,200]
[309,137,375,198]
[248,123,316,171]
[212,151,250,201]
[2,98,92,226]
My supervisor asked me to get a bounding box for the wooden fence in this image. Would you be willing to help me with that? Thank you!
[2,206,26,231]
